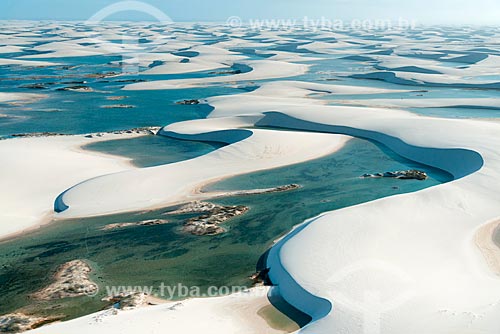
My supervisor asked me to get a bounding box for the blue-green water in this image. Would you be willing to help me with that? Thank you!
[1,23,499,330]
[0,60,252,137]
[287,55,500,119]
[0,138,451,320]
[2,29,500,142]
[84,135,225,168]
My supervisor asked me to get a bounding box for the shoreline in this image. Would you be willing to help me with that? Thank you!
[0,20,499,334]
[28,287,298,334]
[54,135,351,220]
[5,85,500,334]
[0,212,53,244]
[0,129,348,332]
[0,131,149,243]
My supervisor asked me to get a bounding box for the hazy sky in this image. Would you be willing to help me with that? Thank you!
[0,0,499,25]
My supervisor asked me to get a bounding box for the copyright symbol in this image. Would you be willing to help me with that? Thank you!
[84,284,100,297]
[226,16,242,28]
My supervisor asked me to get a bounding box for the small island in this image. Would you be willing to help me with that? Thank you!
[10,126,161,139]
[100,104,135,109]
[166,201,249,236]
[361,170,428,181]
[32,260,98,300]
[106,96,128,101]
[56,85,94,92]
[176,99,201,105]
[163,184,301,236]
[83,126,161,138]
[200,184,301,199]
[102,291,165,310]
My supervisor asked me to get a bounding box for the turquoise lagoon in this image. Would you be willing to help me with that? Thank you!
[0,26,497,326]
[0,57,254,137]
[0,136,451,320]
[85,135,224,168]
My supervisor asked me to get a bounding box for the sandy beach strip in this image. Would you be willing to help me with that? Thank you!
[28,287,297,334]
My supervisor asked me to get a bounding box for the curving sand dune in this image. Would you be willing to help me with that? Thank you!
[0,92,46,104]
[0,58,60,67]
[55,122,351,218]
[50,80,500,334]
[29,287,293,334]
[0,133,138,240]
[4,22,500,334]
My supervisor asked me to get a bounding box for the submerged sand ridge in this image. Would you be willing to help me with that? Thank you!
[32,260,98,300]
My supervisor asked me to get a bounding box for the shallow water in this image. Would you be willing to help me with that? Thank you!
[257,304,300,333]
[0,138,451,320]
[2,29,500,140]
[495,226,500,248]
[285,54,500,120]
[84,135,225,168]
[0,59,249,137]
[1,23,498,328]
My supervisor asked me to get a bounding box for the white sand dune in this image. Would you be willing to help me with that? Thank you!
[2,23,500,334]
[261,109,500,334]
[338,97,500,109]
[139,45,248,75]
[212,39,272,49]
[0,58,60,67]
[152,41,203,53]
[0,45,25,54]
[356,54,500,86]
[20,40,140,58]
[206,80,409,118]
[0,134,137,240]
[0,92,46,104]
[262,50,323,62]
[29,287,290,334]
[123,60,309,90]
[476,219,500,276]
[55,122,350,218]
[54,80,500,334]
